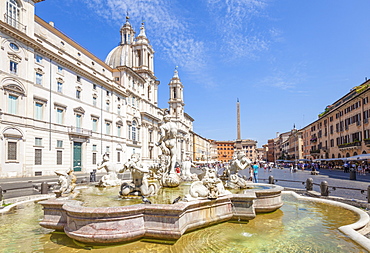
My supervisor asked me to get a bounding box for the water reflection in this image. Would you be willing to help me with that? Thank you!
[0,194,366,252]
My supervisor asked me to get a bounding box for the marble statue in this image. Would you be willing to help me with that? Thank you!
[96,153,121,187]
[119,153,158,197]
[148,154,168,183]
[184,167,231,201]
[223,151,252,189]
[54,168,77,198]
[155,115,181,187]
[180,156,198,181]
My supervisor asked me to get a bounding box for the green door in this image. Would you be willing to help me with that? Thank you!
[73,142,82,171]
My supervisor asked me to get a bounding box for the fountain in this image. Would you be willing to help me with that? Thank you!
[31,117,370,250]
[38,116,285,244]
[1,191,369,252]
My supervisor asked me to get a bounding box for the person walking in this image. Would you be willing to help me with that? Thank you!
[252,162,259,183]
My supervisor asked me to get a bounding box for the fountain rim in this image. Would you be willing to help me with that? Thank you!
[283,191,370,251]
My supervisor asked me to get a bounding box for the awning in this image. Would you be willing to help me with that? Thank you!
[346,154,370,161]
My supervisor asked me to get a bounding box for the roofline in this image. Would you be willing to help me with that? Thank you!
[35,15,113,71]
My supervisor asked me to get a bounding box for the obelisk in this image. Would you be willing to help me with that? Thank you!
[235,98,242,150]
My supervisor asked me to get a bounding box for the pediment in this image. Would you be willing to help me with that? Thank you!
[73,106,85,114]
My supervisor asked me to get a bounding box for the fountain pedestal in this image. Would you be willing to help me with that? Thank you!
[39,184,284,244]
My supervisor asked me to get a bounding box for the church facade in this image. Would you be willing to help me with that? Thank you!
[0,0,195,178]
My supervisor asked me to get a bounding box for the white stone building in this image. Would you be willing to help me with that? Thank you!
[0,0,194,178]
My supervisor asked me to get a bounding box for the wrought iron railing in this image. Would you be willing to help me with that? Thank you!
[4,14,26,33]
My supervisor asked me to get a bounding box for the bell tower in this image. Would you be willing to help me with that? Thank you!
[168,67,184,120]
[133,21,154,74]
[118,15,135,67]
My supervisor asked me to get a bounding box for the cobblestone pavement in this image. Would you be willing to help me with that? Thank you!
[254,167,370,202]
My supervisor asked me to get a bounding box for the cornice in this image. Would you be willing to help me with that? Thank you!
[34,16,111,70]
[116,66,146,83]
[140,111,161,122]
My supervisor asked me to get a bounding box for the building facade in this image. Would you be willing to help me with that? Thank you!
[268,82,370,163]
[216,140,235,163]
[0,0,197,178]
[301,82,370,160]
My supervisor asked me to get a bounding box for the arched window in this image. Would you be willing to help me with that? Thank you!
[338,153,342,158]
[6,0,20,29]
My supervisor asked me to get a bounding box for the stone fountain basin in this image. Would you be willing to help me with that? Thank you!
[39,183,283,244]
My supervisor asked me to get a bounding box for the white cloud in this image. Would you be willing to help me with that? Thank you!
[79,0,208,81]
[205,0,272,60]
[77,0,275,88]
[258,63,308,91]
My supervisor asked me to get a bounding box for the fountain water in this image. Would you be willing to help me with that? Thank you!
[31,116,370,250]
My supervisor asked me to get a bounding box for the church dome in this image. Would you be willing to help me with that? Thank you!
[105,16,134,69]
[105,45,126,69]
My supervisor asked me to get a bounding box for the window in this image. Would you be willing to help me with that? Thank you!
[76,90,81,99]
[92,144,97,151]
[36,73,43,85]
[57,82,63,92]
[35,137,42,146]
[57,150,63,165]
[92,152,97,165]
[8,94,18,114]
[131,121,137,141]
[56,108,64,124]
[132,96,136,107]
[35,149,42,165]
[93,84,97,90]
[117,105,121,115]
[106,146,110,153]
[106,90,110,96]
[93,96,97,106]
[7,141,17,161]
[76,114,82,128]
[6,0,20,29]
[10,61,18,74]
[57,140,63,148]
[34,102,43,120]
[35,55,43,63]
[117,151,121,163]
[117,125,121,137]
[106,122,111,135]
[106,102,110,111]
[92,118,98,132]
[77,76,81,82]
[9,42,19,51]
[57,66,63,73]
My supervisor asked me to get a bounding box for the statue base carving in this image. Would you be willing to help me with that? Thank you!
[184,167,231,201]
[224,174,250,189]
[160,173,181,188]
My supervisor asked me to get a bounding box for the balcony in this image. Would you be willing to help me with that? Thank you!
[310,149,320,154]
[4,14,26,33]
[68,126,92,137]
[338,141,361,149]
[365,139,370,146]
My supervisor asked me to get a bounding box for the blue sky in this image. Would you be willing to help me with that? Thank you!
[35,0,370,147]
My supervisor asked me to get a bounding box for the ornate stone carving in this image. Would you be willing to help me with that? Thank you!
[119,153,158,197]
[96,153,121,187]
[54,169,77,198]
[185,167,231,200]
[155,115,181,187]
[223,151,252,189]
